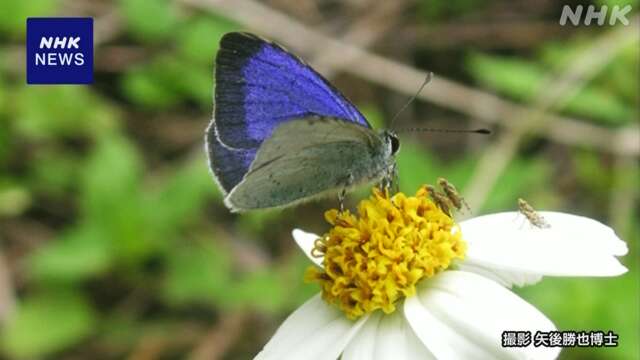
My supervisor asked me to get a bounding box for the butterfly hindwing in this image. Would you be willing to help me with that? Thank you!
[205,123,256,194]
[213,32,370,151]
[225,116,388,211]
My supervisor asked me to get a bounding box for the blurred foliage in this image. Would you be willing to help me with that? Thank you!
[0,0,638,359]
[419,0,483,21]
[466,43,638,125]
[0,0,59,38]
[2,290,97,358]
[118,0,179,42]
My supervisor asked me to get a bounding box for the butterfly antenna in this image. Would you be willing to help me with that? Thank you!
[389,72,433,130]
[396,128,491,134]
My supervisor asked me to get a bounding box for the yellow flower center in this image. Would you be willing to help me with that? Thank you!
[305,186,466,319]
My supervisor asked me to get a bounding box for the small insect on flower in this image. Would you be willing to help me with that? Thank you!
[518,198,551,228]
[426,184,452,216]
[256,186,629,360]
[305,187,465,319]
[437,177,470,212]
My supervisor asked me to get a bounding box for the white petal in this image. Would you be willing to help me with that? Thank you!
[255,294,368,360]
[460,212,628,278]
[343,308,435,360]
[456,260,542,288]
[542,212,628,256]
[292,229,323,267]
[404,271,559,360]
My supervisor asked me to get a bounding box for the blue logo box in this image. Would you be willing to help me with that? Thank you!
[26,17,93,84]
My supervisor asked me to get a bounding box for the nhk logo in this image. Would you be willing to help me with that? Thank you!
[36,36,85,66]
[559,5,632,26]
[26,18,93,84]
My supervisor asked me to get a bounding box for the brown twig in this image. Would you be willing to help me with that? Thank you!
[189,312,247,360]
[93,8,124,45]
[127,323,204,360]
[400,21,585,49]
[310,0,409,77]
[94,46,147,72]
[179,0,639,157]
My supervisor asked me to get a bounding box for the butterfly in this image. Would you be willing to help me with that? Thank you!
[205,32,400,212]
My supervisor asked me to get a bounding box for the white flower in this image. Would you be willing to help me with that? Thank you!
[253,188,627,360]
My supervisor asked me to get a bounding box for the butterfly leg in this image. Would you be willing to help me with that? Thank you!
[379,163,398,194]
[338,188,346,212]
[390,163,399,194]
[338,173,355,212]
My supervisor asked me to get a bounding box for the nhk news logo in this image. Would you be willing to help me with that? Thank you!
[26,17,93,84]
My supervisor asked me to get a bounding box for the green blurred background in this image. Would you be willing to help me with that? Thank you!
[0,0,638,359]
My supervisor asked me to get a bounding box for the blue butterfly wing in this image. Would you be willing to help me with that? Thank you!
[206,124,256,194]
[215,32,370,149]
[207,32,370,194]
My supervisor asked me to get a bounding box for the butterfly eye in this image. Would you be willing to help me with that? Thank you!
[388,132,400,155]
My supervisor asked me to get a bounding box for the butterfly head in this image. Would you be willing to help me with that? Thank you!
[382,130,400,156]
